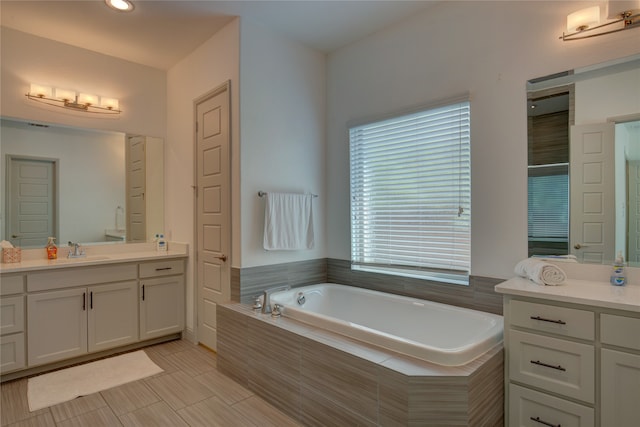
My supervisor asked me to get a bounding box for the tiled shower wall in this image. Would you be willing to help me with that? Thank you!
[231,258,504,315]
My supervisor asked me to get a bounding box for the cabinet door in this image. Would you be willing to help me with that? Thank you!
[140,276,184,340]
[88,281,139,353]
[28,288,87,366]
[601,349,640,427]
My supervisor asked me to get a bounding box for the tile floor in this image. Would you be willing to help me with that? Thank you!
[1,339,302,427]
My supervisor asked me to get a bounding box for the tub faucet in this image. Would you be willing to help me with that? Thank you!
[261,285,290,314]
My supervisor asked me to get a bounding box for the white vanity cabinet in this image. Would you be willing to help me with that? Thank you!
[27,264,139,366]
[600,314,640,427]
[0,274,26,373]
[497,278,640,427]
[139,259,185,340]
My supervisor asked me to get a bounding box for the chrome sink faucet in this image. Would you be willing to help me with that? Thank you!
[67,241,86,258]
[261,285,290,314]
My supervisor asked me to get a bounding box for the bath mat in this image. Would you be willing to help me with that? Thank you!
[27,350,163,411]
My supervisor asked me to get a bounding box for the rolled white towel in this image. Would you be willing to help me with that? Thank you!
[514,258,566,286]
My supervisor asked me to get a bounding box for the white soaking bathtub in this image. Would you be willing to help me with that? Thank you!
[269,283,503,366]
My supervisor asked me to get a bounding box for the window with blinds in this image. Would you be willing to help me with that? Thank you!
[349,100,471,285]
[527,164,569,247]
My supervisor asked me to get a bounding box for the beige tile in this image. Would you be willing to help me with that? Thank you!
[100,380,160,415]
[118,401,188,427]
[145,339,194,356]
[177,395,256,426]
[49,393,108,423]
[193,369,253,405]
[3,412,55,427]
[232,396,303,427]
[1,379,50,426]
[145,370,214,411]
[162,347,216,377]
[56,406,122,427]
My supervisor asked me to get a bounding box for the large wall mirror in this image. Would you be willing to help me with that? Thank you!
[1,117,164,249]
[527,54,640,265]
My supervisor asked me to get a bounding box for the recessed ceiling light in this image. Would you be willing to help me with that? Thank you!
[105,0,134,12]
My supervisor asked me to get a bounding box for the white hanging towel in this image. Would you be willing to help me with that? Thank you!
[263,192,314,250]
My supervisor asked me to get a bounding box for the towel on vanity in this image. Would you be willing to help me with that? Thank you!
[514,258,566,286]
[263,192,314,250]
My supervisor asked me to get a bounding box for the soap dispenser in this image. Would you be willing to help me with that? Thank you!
[45,237,57,260]
[610,251,626,286]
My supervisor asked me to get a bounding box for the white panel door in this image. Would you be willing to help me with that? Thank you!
[627,160,640,262]
[570,123,615,263]
[195,82,231,351]
[7,157,56,248]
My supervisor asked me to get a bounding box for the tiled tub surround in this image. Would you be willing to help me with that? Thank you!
[269,283,503,366]
[232,258,504,315]
[217,303,504,426]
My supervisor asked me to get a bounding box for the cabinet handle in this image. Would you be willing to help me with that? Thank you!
[82,292,86,311]
[142,284,145,301]
[530,360,566,371]
[530,416,561,427]
[530,315,566,325]
[90,292,93,309]
[155,267,172,271]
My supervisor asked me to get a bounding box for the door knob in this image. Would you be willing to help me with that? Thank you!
[216,254,228,262]
[11,234,21,238]
[574,244,588,249]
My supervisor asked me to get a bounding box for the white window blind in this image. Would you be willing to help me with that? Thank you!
[528,165,569,240]
[349,101,471,283]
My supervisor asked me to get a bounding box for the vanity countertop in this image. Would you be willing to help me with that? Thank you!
[0,242,188,274]
[495,276,640,313]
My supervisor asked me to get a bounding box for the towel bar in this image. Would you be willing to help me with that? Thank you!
[258,191,318,198]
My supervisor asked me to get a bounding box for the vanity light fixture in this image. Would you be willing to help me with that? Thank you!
[105,0,134,12]
[561,1,640,41]
[26,84,121,115]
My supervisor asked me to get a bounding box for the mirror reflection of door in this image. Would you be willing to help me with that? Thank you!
[6,156,57,248]
[569,123,615,263]
[126,136,147,243]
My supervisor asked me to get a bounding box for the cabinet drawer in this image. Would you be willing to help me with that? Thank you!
[0,295,25,334]
[28,264,137,292]
[0,333,26,373]
[509,384,594,427]
[509,300,594,340]
[601,314,640,351]
[509,330,595,403]
[0,274,25,295]
[139,259,184,278]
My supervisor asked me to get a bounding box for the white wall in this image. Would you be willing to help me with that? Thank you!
[239,18,326,267]
[326,1,640,280]
[0,27,166,138]
[1,120,125,245]
[165,18,240,334]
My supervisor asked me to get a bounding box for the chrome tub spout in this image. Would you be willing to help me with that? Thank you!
[261,285,290,314]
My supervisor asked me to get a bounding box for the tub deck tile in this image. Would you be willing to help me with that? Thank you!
[301,338,379,420]
[247,316,302,420]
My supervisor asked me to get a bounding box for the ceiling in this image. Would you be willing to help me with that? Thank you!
[0,0,439,70]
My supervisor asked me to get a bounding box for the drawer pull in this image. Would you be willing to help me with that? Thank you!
[155,267,173,271]
[530,416,561,427]
[530,360,566,371]
[530,315,566,325]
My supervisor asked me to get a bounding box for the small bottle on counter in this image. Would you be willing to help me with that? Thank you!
[156,234,167,252]
[45,237,57,260]
[610,251,626,286]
